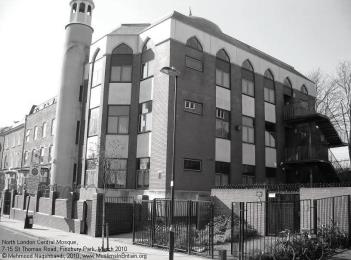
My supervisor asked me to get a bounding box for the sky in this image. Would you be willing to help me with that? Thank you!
[0,0,350,157]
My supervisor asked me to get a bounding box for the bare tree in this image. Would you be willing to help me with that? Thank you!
[311,61,351,159]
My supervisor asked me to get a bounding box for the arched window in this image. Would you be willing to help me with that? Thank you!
[284,77,292,88]
[79,3,85,13]
[216,49,230,89]
[33,126,39,140]
[185,36,203,71]
[87,5,92,16]
[264,69,275,104]
[241,59,255,97]
[110,44,133,82]
[301,85,308,95]
[72,3,77,13]
[31,149,36,164]
[186,36,203,51]
[141,39,155,79]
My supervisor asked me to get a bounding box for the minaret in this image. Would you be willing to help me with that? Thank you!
[51,0,94,194]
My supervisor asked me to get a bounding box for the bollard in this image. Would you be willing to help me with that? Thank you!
[218,249,227,260]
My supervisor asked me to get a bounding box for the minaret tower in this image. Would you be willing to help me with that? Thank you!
[51,0,94,194]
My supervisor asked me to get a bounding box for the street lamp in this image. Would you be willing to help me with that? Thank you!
[160,66,180,260]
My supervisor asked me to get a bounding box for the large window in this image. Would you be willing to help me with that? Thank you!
[39,147,45,164]
[265,122,276,148]
[242,116,255,144]
[185,37,203,71]
[184,100,202,115]
[107,105,129,134]
[139,101,152,133]
[141,39,154,79]
[23,151,29,166]
[215,161,230,186]
[33,126,39,140]
[264,69,275,104]
[301,85,308,95]
[88,107,99,136]
[42,122,47,138]
[216,49,230,89]
[242,165,255,184]
[241,60,255,97]
[216,108,230,139]
[184,159,201,171]
[137,157,150,189]
[48,145,53,163]
[51,119,56,136]
[106,159,127,189]
[110,44,133,82]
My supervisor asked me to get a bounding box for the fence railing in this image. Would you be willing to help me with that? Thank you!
[231,195,351,259]
[133,199,214,258]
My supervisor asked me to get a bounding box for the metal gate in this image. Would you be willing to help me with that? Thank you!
[105,196,134,235]
[133,199,214,258]
[231,199,311,259]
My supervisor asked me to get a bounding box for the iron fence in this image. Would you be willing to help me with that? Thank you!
[133,199,214,257]
[231,195,351,259]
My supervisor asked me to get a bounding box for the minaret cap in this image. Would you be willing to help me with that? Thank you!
[68,0,95,27]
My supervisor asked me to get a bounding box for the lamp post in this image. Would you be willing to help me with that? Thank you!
[160,66,180,260]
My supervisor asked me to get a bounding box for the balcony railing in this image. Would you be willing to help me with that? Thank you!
[285,146,327,162]
[283,102,314,121]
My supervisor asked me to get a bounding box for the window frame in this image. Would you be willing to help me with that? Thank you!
[136,157,150,189]
[110,65,132,83]
[105,158,128,189]
[216,108,230,139]
[242,116,255,144]
[184,100,203,115]
[184,158,202,172]
[185,56,203,72]
[106,105,130,135]
[242,78,255,97]
[138,101,152,133]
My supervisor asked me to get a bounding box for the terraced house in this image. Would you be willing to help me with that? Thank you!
[0,0,347,236]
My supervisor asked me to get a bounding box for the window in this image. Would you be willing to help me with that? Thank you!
[264,88,275,104]
[87,5,92,15]
[186,37,203,51]
[90,85,101,108]
[33,126,39,140]
[51,119,56,136]
[31,149,37,164]
[184,159,201,171]
[185,56,203,71]
[110,66,132,82]
[241,60,255,97]
[107,105,130,134]
[139,101,152,133]
[24,151,29,166]
[39,147,45,164]
[88,108,99,136]
[242,165,255,184]
[242,116,255,143]
[216,108,230,139]
[72,3,77,13]
[110,44,133,82]
[39,168,49,183]
[185,36,203,71]
[215,161,230,186]
[141,39,154,79]
[106,159,127,189]
[137,158,150,189]
[75,121,80,144]
[79,3,85,13]
[242,79,254,97]
[25,130,30,142]
[216,49,230,89]
[301,85,308,95]
[17,133,21,145]
[42,122,47,138]
[48,146,53,162]
[216,69,230,88]
[264,70,275,104]
[184,100,202,115]
[265,122,276,148]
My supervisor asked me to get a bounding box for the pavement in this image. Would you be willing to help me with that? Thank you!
[330,250,351,259]
[0,215,207,260]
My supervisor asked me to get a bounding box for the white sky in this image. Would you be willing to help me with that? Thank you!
[0,0,350,157]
